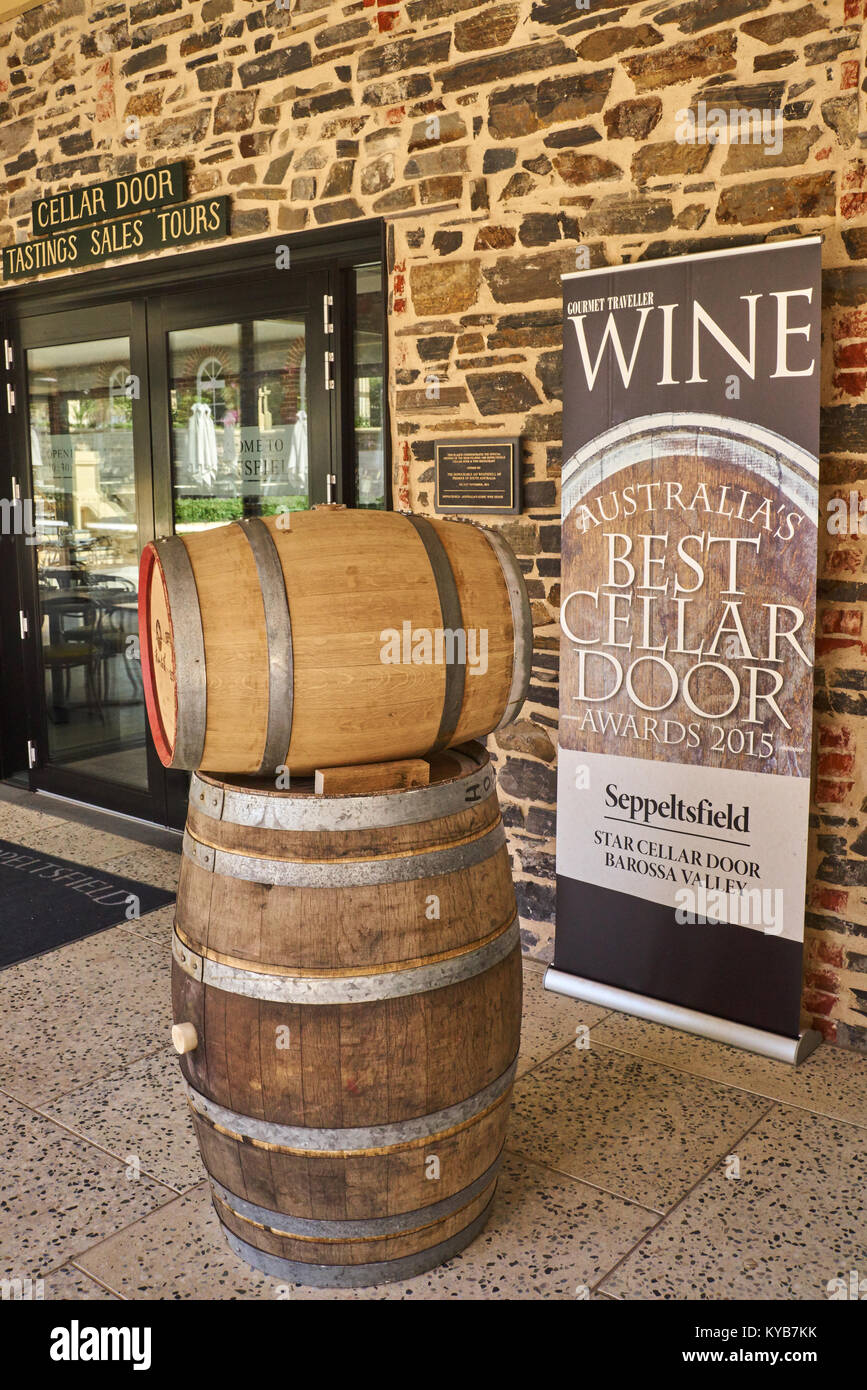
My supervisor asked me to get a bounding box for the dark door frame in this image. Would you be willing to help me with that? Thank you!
[15,298,161,823]
[0,217,389,824]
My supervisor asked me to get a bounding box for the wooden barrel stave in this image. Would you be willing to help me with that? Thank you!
[220,1199,498,1288]
[210,1161,501,1242]
[213,1181,497,1270]
[188,1093,511,1222]
[174,939,521,1127]
[175,838,515,971]
[173,743,522,1284]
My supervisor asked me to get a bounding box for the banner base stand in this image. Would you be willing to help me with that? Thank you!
[543,968,824,1067]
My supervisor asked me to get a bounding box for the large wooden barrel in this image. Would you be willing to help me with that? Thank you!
[140,508,532,775]
[171,742,523,1287]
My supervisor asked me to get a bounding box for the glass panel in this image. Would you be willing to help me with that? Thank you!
[27,337,148,790]
[353,264,386,509]
[168,318,308,532]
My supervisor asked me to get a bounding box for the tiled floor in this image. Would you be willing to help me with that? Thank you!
[0,794,865,1301]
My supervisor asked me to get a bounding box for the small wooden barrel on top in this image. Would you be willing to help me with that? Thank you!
[139,507,532,777]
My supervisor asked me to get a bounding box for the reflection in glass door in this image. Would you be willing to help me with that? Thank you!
[352,263,386,509]
[26,334,149,792]
[168,317,309,532]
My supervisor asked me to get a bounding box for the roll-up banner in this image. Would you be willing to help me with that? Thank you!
[547,238,823,1065]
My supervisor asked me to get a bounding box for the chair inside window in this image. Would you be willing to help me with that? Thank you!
[42,597,105,724]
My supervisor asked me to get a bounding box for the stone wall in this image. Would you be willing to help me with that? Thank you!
[1,0,867,1049]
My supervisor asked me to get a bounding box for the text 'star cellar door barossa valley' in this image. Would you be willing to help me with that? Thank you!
[550,238,822,1062]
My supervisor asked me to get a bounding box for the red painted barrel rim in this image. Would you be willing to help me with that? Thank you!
[139,541,176,768]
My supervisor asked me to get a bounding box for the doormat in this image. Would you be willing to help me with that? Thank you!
[0,838,176,969]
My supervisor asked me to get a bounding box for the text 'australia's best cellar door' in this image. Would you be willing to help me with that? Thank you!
[553,238,821,1046]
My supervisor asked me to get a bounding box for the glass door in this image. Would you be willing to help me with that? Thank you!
[4,248,387,828]
[351,262,387,510]
[148,268,333,826]
[168,315,312,530]
[17,301,164,820]
[150,269,333,542]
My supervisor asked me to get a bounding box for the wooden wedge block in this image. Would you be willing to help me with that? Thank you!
[314,758,431,796]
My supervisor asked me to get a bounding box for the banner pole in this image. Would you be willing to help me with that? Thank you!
[544,967,823,1067]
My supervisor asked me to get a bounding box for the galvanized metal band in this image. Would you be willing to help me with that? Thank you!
[477,523,533,731]
[209,1152,503,1240]
[173,908,514,982]
[172,915,519,1004]
[188,744,497,832]
[154,535,207,768]
[184,1057,517,1153]
[222,1191,496,1288]
[190,775,226,821]
[403,513,467,755]
[172,930,202,981]
[182,817,507,887]
[234,517,294,777]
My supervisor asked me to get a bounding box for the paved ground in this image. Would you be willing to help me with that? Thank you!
[0,791,865,1301]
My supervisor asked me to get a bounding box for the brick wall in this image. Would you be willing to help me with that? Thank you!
[1,0,866,1049]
